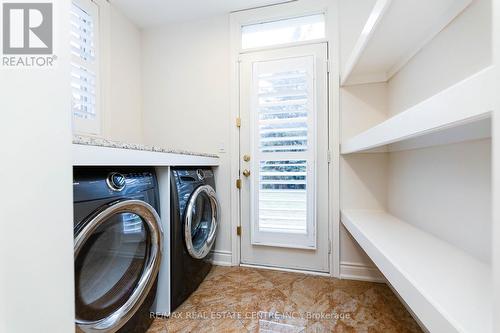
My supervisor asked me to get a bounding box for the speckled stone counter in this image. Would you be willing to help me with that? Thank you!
[73,135,219,158]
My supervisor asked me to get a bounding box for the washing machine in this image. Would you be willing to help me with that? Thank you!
[170,167,219,311]
[73,167,163,333]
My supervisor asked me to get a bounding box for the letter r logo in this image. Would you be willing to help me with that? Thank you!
[2,3,53,54]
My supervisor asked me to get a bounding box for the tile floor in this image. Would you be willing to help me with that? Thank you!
[147,266,423,333]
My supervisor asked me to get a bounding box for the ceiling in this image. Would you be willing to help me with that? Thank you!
[110,0,295,28]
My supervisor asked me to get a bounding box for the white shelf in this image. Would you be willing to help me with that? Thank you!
[72,144,220,166]
[341,0,472,86]
[341,209,492,333]
[341,67,495,154]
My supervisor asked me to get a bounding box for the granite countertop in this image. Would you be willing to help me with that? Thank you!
[73,135,219,158]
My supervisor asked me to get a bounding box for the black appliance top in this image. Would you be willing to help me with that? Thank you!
[73,167,157,202]
[171,167,215,217]
[171,167,214,185]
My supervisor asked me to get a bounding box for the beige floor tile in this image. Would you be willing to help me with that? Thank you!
[146,266,422,333]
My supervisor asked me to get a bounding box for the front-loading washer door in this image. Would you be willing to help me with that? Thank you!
[74,200,162,333]
[184,185,219,259]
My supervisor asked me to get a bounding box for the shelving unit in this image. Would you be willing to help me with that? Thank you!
[338,0,495,331]
[341,209,492,333]
[341,0,472,86]
[341,67,495,154]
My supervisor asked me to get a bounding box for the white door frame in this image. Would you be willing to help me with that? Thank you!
[229,0,340,277]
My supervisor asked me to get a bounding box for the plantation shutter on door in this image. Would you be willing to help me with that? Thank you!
[251,55,317,249]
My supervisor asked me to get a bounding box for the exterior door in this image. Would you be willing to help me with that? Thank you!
[239,43,329,272]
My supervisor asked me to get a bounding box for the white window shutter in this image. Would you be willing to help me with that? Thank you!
[71,0,101,135]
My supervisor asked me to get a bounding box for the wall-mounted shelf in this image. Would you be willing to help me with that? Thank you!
[341,67,494,154]
[341,0,472,86]
[341,209,492,333]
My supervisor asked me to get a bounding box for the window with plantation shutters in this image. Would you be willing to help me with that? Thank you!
[250,54,317,248]
[71,0,100,134]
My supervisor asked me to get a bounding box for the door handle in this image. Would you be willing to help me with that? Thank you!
[242,169,251,177]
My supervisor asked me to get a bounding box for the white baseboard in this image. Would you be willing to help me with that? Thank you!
[210,250,233,266]
[340,261,385,283]
[211,256,385,283]
[240,263,330,277]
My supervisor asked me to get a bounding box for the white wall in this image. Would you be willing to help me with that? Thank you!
[340,83,389,276]
[340,153,388,274]
[493,0,500,328]
[141,15,233,260]
[388,0,492,116]
[388,139,492,263]
[340,83,387,140]
[339,0,377,73]
[337,0,392,279]
[103,5,144,143]
[0,1,75,332]
[382,0,493,263]
[494,114,500,332]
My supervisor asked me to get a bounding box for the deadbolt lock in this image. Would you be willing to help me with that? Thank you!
[243,154,251,162]
[242,169,251,177]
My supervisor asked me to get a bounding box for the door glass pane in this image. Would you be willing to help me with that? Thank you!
[189,191,213,251]
[242,14,325,49]
[258,69,309,152]
[251,54,316,248]
[75,212,148,321]
[259,160,307,234]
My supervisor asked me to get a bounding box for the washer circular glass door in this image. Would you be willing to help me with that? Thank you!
[184,185,219,259]
[74,200,162,333]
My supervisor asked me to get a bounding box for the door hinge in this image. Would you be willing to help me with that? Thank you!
[326,59,330,74]
[236,226,242,236]
[327,150,332,163]
[328,241,332,254]
[236,179,242,189]
[236,117,241,128]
